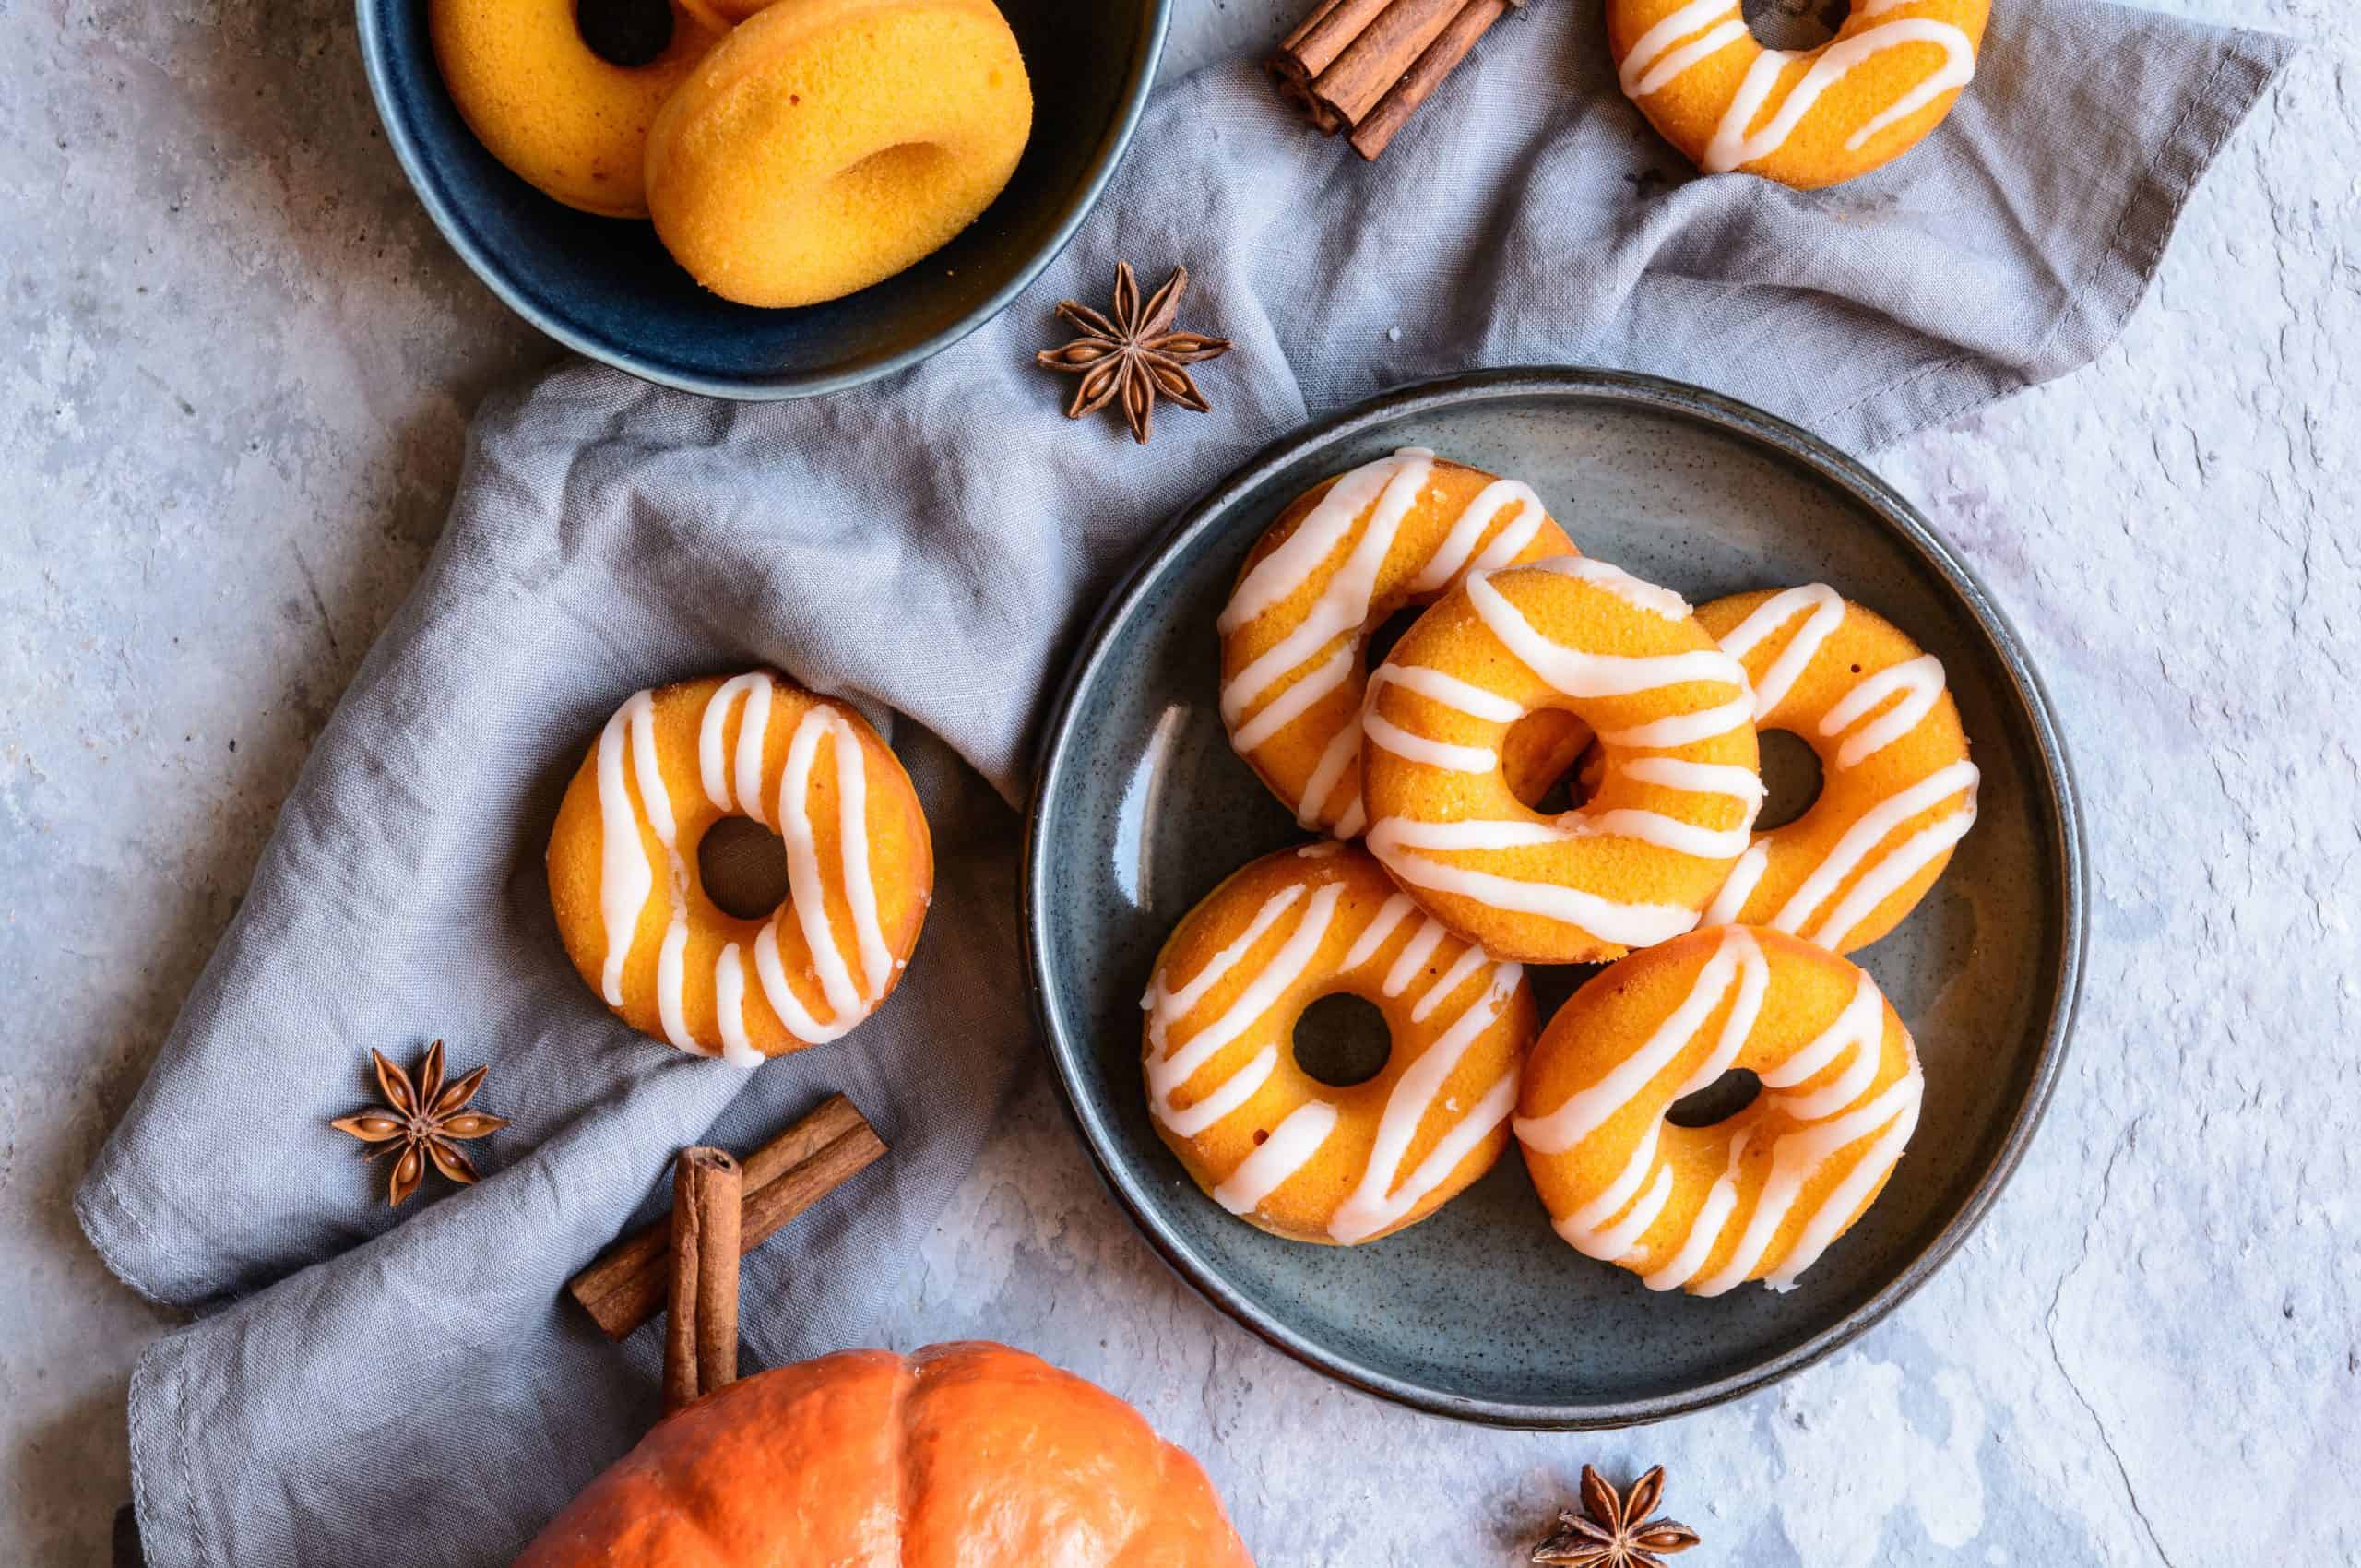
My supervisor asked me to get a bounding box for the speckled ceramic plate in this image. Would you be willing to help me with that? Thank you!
[1023,368,2082,1428]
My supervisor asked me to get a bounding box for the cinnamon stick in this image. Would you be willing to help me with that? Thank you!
[663,1147,742,1412]
[1349,0,1515,160]
[567,1093,887,1341]
[1313,0,1470,128]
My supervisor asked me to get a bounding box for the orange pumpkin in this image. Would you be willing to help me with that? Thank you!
[515,1342,1256,1567]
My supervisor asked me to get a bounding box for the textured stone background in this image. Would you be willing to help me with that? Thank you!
[3,0,2355,1562]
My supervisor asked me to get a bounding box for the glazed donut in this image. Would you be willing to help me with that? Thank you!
[1143,844,1536,1245]
[547,672,933,1063]
[1514,925,1924,1295]
[1695,586,1976,954]
[645,0,1034,308]
[1358,556,1762,966]
[1218,447,1589,838]
[431,0,721,217]
[1608,0,1988,189]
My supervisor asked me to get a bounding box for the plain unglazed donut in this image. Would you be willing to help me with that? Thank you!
[431,0,722,217]
[1143,844,1536,1245]
[1358,555,1762,966]
[1695,585,1977,954]
[1609,0,1988,189]
[1514,924,1924,1295]
[547,672,932,1062]
[1218,448,1589,839]
[643,0,1033,307]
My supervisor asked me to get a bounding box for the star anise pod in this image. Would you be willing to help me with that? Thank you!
[1532,1465,1701,1568]
[1035,261,1231,445]
[329,1039,508,1206]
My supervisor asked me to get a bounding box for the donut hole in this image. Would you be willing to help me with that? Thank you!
[575,0,673,67]
[1517,730,1605,815]
[698,817,792,921]
[1753,728,1825,832]
[1291,992,1392,1088]
[1742,0,1847,50]
[1667,1068,1763,1128]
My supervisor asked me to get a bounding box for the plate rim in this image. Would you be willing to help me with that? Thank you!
[1021,365,2086,1429]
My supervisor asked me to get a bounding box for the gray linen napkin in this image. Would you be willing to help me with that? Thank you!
[78,6,2287,1563]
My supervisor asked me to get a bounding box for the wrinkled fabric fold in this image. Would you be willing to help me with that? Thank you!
[77,7,2290,1563]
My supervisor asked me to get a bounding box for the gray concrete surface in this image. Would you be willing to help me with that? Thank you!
[5,0,2356,1562]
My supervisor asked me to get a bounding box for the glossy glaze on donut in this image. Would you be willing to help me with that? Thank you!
[1608,0,1988,189]
[1144,844,1536,1245]
[1359,555,1762,965]
[1515,925,1923,1294]
[547,672,932,1062]
[1217,448,1586,838]
[1695,586,1976,954]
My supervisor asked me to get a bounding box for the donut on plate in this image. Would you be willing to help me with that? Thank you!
[432,0,722,217]
[1218,447,1589,838]
[1695,585,1977,954]
[1608,0,1988,189]
[1359,555,1762,966]
[645,0,1034,307]
[1514,924,1924,1295]
[1143,844,1536,1245]
[547,672,932,1063]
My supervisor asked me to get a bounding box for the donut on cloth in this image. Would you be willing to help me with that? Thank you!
[1514,924,1925,1295]
[547,672,932,1062]
[1143,844,1536,1245]
[1696,585,1977,954]
[1359,555,1762,966]
[1217,447,1587,838]
[1609,0,1988,188]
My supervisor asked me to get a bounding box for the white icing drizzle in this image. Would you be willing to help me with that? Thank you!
[1719,584,1845,718]
[1230,645,1356,754]
[1760,971,1885,1121]
[1619,0,1744,95]
[1366,834,1702,948]
[1341,893,1416,970]
[1382,918,1449,997]
[698,671,774,824]
[1146,885,1340,1106]
[709,943,765,1070]
[1299,721,1363,830]
[1406,479,1548,592]
[1467,572,1749,699]
[1819,652,1946,768]
[1622,756,1769,802]
[1525,554,1694,621]
[1162,1046,1277,1138]
[1410,944,1489,1025]
[1367,662,1525,724]
[1597,694,1754,750]
[1215,1101,1340,1213]
[1772,758,1979,935]
[1515,927,1768,1154]
[1763,1061,1921,1289]
[1641,1130,1752,1290]
[1361,707,1498,773]
[594,693,658,1007]
[1807,802,1976,951]
[1701,839,1770,927]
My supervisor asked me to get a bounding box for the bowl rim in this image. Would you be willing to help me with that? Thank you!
[354,0,1171,400]
[1020,365,2087,1429]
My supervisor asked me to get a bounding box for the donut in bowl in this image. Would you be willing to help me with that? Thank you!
[1143,844,1536,1245]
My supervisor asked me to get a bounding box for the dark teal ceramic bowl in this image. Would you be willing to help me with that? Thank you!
[1024,368,2083,1428]
[356,0,1166,398]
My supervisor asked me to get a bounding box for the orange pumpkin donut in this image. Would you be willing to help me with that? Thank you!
[1609,0,1988,189]
[645,0,1034,307]
[1695,586,1977,953]
[1219,448,1589,838]
[547,672,933,1063]
[431,0,721,217]
[1514,925,1924,1295]
[1359,556,1762,966]
[1143,844,1536,1245]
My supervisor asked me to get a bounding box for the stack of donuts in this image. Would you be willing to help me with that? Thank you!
[1145,448,1979,1296]
[432,0,1033,306]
